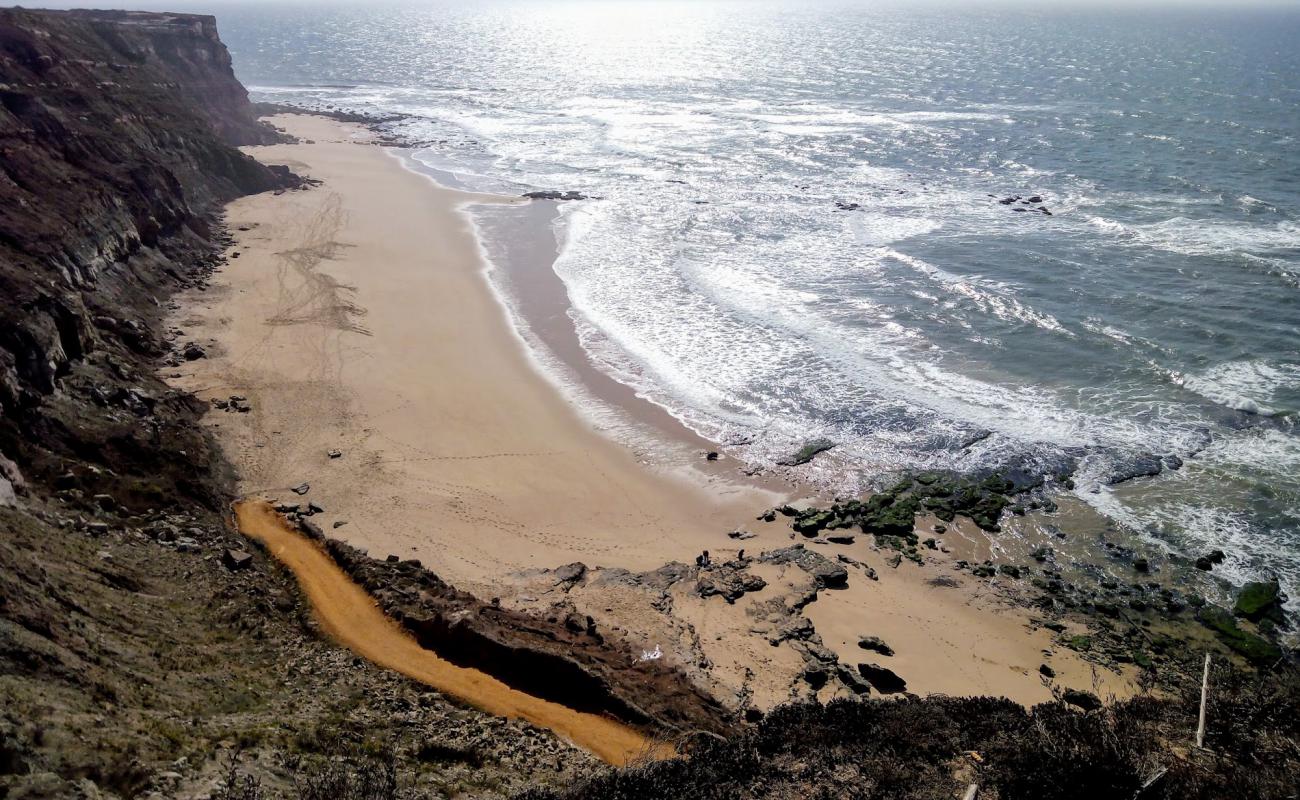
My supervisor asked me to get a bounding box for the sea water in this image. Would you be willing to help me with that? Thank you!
[211,1,1297,600]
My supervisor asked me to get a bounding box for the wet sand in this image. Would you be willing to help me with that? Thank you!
[234,500,661,765]
[169,113,1134,716]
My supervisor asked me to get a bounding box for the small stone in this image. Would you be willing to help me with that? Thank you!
[291,483,310,495]
[328,449,343,459]
[222,549,254,571]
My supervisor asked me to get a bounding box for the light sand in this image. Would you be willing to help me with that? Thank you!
[169,114,1133,721]
[234,500,662,766]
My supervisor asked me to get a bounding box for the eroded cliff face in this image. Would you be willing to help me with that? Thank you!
[0,8,294,507]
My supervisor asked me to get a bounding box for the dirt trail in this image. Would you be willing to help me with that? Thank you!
[234,500,667,766]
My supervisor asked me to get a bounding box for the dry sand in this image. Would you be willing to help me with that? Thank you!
[169,114,1133,721]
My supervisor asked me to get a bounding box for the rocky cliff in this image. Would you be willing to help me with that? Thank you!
[0,7,293,508]
[0,11,608,798]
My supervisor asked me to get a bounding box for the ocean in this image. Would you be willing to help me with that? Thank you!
[212,1,1298,601]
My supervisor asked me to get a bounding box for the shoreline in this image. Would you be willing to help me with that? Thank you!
[166,113,1143,719]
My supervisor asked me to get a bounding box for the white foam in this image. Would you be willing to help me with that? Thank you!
[1178,360,1300,416]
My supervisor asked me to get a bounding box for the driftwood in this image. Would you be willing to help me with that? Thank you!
[1133,767,1169,799]
[961,785,979,800]
[1196,653,1211,749]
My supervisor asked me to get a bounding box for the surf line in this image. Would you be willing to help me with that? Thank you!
[233,499,664,766]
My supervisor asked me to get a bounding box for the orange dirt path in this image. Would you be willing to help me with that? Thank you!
[234,500,667,766]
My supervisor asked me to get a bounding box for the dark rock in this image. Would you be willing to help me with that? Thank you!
[836,663,872,695]
[857,636,894,657]
[777,438,835,467]
[182,344,207,360]
[1133,557,1150,573]
[1234,579,1283,622]
[523,190,587,201]
[1038,663,1055,679]
[291,482,310,495]
[826,534,856,545]
[800,662,830,689]
[857,663,907,694]
[1062,689,1102,712]
[221,548,253,571]
[705,451,719,461]
[327,449,343,459]
[769,616,816,646]
[697,570,768,603]
[760,545,848,589]
[728,530,757,540]
[553,562,588,587]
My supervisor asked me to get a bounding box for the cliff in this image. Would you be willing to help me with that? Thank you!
[0,7,294,507]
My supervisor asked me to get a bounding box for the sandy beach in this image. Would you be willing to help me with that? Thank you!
[168,114,1133,717]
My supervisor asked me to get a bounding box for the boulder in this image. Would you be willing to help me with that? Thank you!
[777,438,835,467]
[553,562,588,587]
[836,663,872,695]
[1196,549,1227,571]
[222,549,254,571]
[857,636,894,657]
[1062,689,1102,712]
[857,663,907,694]
[182,343,206,360]
[1234,579,1284,622]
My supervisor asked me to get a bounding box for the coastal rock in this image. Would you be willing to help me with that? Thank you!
[553,562,588,588]
[857,663,907,694]
[1062,689,1102,712]
[777,438,835,467]
[857,636,894,657]
[1195,549,1227,571]
[697,562,767,603]
[523,190,588,201]
[1233,579,1284,622]
[759,545,848,589]
[836,663,873,695]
